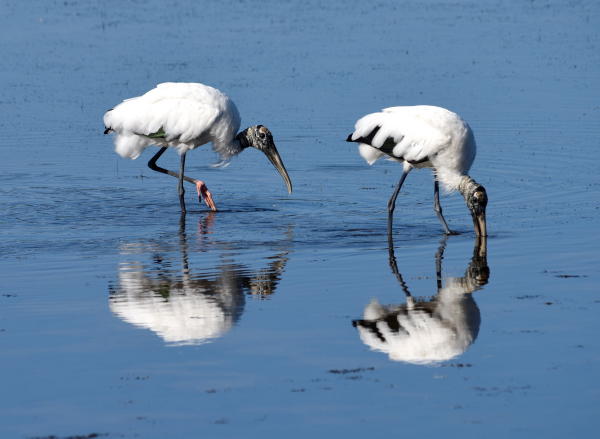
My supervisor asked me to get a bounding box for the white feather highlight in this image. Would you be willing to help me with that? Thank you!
[104,82,242,160]
[350,105,477,191]
[358,143,385,165]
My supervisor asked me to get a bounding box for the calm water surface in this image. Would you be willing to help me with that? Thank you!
[1,1,599,438]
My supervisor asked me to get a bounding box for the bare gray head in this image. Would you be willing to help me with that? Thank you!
[236,125,292,194]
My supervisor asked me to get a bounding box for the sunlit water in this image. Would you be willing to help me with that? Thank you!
[1,1,599,438]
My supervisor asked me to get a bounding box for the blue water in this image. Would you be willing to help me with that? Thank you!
[1,1,599,438]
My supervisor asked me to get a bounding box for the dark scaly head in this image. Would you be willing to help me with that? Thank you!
[236,125,292,194]
[465,184,488,237]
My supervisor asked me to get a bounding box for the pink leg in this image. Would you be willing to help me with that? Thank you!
[195,180,217,211]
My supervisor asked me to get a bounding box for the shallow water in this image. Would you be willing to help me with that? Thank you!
[1,0,599,437]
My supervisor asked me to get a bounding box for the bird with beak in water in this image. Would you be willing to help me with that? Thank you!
[347,105,487,240]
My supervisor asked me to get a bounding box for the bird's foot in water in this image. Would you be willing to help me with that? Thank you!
[195,180,217,211]
[445,229,460,236]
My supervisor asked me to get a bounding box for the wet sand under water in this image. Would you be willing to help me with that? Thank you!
[1,1,599,438]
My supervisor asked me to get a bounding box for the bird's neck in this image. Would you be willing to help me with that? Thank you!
[435,169,471,193]
[235,130,251,149]
[457,176,480,199]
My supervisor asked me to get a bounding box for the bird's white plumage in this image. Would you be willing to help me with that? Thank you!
[351,105,476,191]
[104,82,242,161]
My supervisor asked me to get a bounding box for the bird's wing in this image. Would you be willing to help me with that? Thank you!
[104,83,230,144]
[350,106,452,164]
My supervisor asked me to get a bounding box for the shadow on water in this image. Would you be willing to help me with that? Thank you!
[353,235,490,365]
[108,214,293,346]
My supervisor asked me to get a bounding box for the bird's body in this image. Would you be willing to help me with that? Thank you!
[104,82,242,161]
[347,105,487,238]
[104,82,292,212]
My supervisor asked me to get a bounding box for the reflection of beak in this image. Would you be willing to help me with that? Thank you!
[476,235,487,258]
[472,234,489,286]
[472,211,487,237]
[263,143,293,194]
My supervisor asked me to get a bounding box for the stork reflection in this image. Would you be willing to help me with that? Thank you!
[353,237,489,364]
[109,214,292,346]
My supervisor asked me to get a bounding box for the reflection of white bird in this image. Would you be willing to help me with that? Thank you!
[109,217,291,346]
[103,82,292,213]
[353,237,489,365]
[346,106,487,240]
[109,262,246,346]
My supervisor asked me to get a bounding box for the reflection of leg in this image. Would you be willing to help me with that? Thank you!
[435,235,449,292]
[387,169,410,248]
[434,179,456,235]
[387,233,412,299]
[178,213,191,277]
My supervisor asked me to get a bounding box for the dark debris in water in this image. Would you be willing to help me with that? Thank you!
[29,434,107,439]
[515,294,540,300]
[328,367,375,374]
[441,363,473,368]
[472,385,532,397]
[543,270,588,278]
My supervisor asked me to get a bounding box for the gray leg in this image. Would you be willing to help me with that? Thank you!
[147,147,197,184]
[178,152,187,213]
[387,169,410,248]
[434,179,456,235]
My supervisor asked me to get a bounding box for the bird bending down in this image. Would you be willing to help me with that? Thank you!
[347,105,487,242]
[103,82,292,213]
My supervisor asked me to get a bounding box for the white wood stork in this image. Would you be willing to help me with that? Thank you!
[103,82,292,213]
[347,106,487,240]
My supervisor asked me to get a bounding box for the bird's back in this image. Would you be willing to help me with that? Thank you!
[351,105,476,184]
[104,82,241,160]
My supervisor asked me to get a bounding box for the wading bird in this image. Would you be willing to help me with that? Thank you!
[103,82,292,213]
[347,106,487,242]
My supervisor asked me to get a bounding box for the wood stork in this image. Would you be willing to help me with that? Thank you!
[346,106,488,241]
[103,82,293,213]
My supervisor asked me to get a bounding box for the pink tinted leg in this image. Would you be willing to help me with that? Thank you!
[195,180,217,211]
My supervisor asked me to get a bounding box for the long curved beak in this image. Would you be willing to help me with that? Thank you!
[473,211,487,237]
[263,144,293,194]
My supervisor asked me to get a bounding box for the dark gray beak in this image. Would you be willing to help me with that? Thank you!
[472,211,487,237]
[263,144,293,194]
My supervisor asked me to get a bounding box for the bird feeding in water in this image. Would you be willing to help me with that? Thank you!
[103,82,292,213]
[347,105,487,241]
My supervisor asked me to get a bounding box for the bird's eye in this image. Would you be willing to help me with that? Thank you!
[258,131,266,139]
